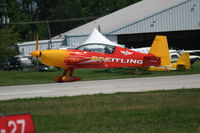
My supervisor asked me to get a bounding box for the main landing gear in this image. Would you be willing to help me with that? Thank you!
[54,68,81,82]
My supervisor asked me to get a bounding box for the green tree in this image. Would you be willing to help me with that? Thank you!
[50,0,83,36]
[0,26,20,62]
[5,0,49,41]
[3,0,141,42]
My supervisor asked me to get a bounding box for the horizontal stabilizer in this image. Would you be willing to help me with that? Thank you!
[172,52,191,70]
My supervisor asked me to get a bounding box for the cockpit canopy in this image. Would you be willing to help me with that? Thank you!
[76,43,115,54]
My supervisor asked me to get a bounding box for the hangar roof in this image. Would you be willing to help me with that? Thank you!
[53,0,188,38]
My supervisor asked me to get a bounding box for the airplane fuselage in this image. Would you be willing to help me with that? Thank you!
[31,46,160,69]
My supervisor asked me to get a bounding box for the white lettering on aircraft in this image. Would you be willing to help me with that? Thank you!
[92,56,143,64]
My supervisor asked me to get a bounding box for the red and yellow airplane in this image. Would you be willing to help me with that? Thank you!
[30,31,165,82]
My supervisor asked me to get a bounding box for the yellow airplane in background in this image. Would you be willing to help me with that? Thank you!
[144,35,191,71]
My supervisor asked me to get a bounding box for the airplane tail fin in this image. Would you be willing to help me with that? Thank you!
[149,35,171,66]
[172,52,191,70]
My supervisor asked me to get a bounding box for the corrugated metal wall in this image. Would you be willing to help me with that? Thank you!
[18,35,118,56]
[18,40,63,56]
[65,35,88,48]
[110,0,200,35]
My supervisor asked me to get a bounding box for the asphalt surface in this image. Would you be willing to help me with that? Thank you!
[0,74,200,101]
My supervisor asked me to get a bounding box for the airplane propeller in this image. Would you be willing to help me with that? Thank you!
[36,34,38,51]
[30,34,42,58]
[29,34,42,71]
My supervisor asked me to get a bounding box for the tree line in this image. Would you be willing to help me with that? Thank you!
[0,0,140,61]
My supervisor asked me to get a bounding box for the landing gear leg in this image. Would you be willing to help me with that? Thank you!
[54,68,81,82]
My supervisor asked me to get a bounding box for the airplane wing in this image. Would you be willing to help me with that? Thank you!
[182,50,200,53]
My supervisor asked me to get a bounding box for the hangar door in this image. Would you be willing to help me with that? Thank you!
[118,30,200,50]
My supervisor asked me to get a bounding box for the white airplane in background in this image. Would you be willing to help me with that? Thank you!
[180,50,200,64]
[15,55,32,67]
[131,47,200,64]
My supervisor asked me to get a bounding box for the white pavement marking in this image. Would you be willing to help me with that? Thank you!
[0,74,200,101]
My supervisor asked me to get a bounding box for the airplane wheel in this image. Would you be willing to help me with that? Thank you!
[62,76,69,81]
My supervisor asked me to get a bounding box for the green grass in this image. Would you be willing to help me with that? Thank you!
[0,61,200,86]
[0,89,200,133]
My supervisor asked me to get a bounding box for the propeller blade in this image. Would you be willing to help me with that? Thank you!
[36,34,39,51]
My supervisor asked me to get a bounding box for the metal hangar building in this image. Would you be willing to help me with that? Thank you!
[54,0,200,50]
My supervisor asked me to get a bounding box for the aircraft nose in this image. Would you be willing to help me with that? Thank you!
[35,49,67,68]
[30,51,41,58]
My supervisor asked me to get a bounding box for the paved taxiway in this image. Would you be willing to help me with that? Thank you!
[0,74,200,101]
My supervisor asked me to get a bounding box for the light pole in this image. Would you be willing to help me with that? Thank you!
[46,19,52,49]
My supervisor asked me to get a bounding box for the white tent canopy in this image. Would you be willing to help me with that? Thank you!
[82,28,123,47]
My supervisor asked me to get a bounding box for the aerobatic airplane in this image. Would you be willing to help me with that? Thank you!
[30,29,165,82]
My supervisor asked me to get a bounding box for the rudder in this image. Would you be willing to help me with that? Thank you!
[149,36,170,66]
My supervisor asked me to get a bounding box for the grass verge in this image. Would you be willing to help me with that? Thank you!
[0,89,200,133]
[0,61,200,86]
